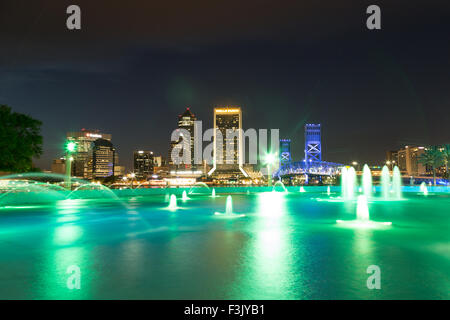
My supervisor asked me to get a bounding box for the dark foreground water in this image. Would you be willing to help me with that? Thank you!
[0,188,449,299]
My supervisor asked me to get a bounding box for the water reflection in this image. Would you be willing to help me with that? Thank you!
[233,192,298,299]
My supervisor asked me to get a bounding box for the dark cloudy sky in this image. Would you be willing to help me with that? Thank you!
[1,0,449,170]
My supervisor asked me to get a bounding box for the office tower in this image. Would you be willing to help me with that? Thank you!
[209,106,247,177]
[169,107,197,168]
[66,129,112,178]
[134,150,154,179]
[304,124,321,163]
[397,146,427,176]
[279,139,292,167]
[87,138,115,179]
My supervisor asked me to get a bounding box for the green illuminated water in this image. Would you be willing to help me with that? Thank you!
[0,186,449,299]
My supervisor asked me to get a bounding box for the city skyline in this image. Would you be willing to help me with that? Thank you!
[1,1,449,170]
[32,103,450,171]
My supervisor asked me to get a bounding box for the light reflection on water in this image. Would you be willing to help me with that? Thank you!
[232,192,298,299]
[0,190,448,299]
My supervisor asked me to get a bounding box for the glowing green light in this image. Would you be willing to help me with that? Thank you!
[264,153,277,165]
[66,141,77,153]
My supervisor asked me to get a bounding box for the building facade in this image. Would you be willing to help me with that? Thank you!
[396,146,427,176]
[209,106,247,177]
[87,138,115,179]
[51,158,66,175]
[134,150,154,179]
[169,107,197,169]
[66,129,112,178]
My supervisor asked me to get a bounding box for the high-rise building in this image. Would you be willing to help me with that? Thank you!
[386,150,398,169]
[169,107,197,168]
[153,156,165,168]
[304,124,321,163]
[134,150,154,179]
[397,146,427,176]
[280,139,292,167]
[66,129,112,178]
[114,165,126,177]
[51,158,66,175]
[87,138,115,179]
[209,106,247,177]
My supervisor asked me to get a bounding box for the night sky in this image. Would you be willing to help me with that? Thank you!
[1,0,449,170]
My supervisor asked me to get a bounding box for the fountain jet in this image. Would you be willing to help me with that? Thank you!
[381,165,390,199]
[341,166,356,200]
[392,166,402,199]
[356,195,369,221]
[182,190,190,201]
[214,195,244,217]
[168,194,177,210]
[419,182,428,196]
[337,195,391,228]
[362,164,372,198]
[273,181,288,193]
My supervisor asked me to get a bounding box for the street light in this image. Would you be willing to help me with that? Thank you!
[65,141,77,189]
[264,153,277,187]
[66,141,77,153]
[130,172,136,189]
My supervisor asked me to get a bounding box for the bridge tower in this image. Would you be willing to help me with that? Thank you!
[304,124,321,163]
[279,139,292,167]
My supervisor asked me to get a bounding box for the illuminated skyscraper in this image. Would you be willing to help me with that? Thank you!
[87,138,115,179]
[66,129,112,178]
[134,150,154,179]
[209,106,247,177]
[169,107,197,168]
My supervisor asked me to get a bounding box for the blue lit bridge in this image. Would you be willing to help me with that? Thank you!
[274,160,344,178]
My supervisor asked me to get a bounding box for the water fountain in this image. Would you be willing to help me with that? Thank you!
[347,167,357,199]
[419,182,429,196]
[419,182,429,195]
[362,164,372,198]
[211,188,216,198]
[188,182,210,195]
[168,194,177,210]
[420,182,426,193]
[337,195,391,227]
[299,186,306,193]
[182,190,190,201]
[341,166,356,200]
[214,195,244,217]
[380,165,390,199]
[327,186,331,196]
[356,194,369,221]
[341,166,348,198]
[392,166,402,199]
[273,181,288,193]
[225,195,232,215]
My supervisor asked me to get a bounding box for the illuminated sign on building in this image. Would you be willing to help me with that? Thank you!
[86,133,102,138]
[215,108,240,113]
